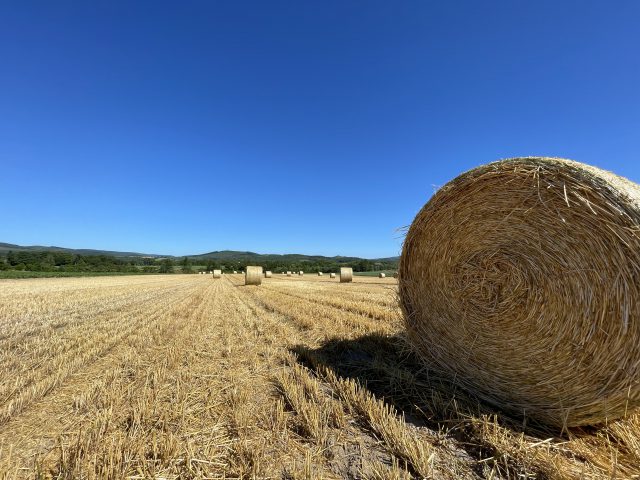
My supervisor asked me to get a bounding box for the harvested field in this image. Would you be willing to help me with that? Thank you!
[0,274,639,478]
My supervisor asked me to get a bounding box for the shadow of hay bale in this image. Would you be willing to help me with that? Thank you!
[290,332,573,440]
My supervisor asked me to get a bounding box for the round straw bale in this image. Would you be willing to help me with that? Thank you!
[299,271,304,276]
[233,270,237,274]
[212,269,221,279]
[286,271,292,276]
[399,157,640,427]
[265,270,272,278]
[330,273,336,278]
[379,273,386,278]
[245,266,262,285]
[340,267,353,283]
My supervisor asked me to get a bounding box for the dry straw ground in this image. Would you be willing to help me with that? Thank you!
[0,273,639,478]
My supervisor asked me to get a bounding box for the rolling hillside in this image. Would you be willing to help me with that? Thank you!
[0,243,398,265]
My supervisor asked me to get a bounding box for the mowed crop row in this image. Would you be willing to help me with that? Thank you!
[0,274,638,479]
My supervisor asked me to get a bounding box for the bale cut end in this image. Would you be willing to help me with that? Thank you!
[245,266,263,286]
[340,267,353,283]
[399,156,640,427]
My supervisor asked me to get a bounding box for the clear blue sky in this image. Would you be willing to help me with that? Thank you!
[1,1,639,258]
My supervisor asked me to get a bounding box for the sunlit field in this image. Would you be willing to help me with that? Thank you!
[0,274,639,479]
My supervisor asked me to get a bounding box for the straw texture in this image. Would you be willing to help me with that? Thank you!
[245,266,263,286]
[340,268,353,283]
[399,157,640,427]
[212,270,221,279]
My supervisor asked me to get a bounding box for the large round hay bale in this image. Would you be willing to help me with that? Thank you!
[265,270,272,278]
[399,157,640,427]
[318,272,323,276]
[299,271,304,276]
[245,266,263,286]
[379,272,386,278]
[212,269,221,279]
[330,273,336,279]
[286,271,292,276]
[340,267,353,283]
[233,270,237,274]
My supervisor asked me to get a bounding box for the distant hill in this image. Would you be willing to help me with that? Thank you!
[189,250,397,264]
[375,256,402,263]
[0,243,399,264]
[0,242,162,258]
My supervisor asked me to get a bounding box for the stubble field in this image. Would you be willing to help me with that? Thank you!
[0,274,639,479]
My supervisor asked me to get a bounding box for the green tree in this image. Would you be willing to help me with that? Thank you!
[181,257,193,273]
[158,258,174,273]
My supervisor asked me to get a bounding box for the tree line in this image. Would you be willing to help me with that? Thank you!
[197,258,395,273]
[0,251,397,275]
[1,251,156,273]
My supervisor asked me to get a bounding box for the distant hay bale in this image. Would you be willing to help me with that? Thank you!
[286,271,292,276]
[340,267,352,283]
[265,270,272,278]
[379,273,386,278]
[245,266,263,285]
[399,157,640,427]
[233,270,237,274]
[330,273,336,278]
[318,272,323,276]
[212,269,221,279]
[299,271,304,276]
